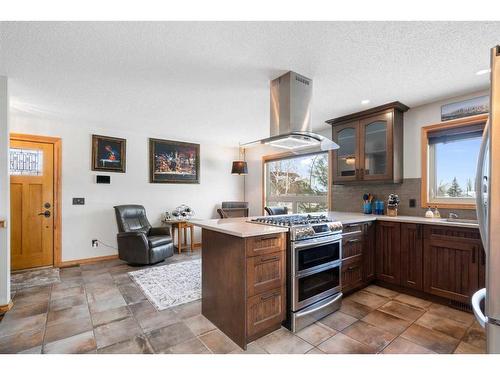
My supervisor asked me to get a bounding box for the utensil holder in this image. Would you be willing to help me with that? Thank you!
[363,202,372,214]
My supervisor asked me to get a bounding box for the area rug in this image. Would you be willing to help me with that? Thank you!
[128,259,201,311]
[11,268,60,291]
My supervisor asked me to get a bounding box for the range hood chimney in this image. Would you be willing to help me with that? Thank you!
[242,71,339,152]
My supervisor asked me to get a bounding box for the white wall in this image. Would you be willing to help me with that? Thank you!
[10,110,243,262]
[244,90,490,214]
[0,77,10,306]
[404,89,489,178]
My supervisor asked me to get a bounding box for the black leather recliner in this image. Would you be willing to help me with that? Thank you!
[114,205,174,265]
[264,206,288,216]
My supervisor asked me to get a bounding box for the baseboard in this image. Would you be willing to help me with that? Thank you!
[57,254,119,268]
[0,300,13,315]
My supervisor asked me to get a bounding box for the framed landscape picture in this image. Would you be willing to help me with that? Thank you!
[441,95,489,121]
[149,138,200,183]
[91,134,126,173]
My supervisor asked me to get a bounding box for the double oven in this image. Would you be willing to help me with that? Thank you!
[286,222,343,332]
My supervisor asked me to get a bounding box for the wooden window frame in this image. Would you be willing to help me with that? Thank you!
[261,150,332,215]
[420,114,488,209]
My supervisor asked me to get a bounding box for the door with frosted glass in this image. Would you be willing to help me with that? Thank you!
[332,121,359,182]
[359,113,393,181]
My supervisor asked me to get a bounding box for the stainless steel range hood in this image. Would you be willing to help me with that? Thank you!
[242,71,339,152]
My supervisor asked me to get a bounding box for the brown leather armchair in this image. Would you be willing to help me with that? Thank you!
[114,205,174,265]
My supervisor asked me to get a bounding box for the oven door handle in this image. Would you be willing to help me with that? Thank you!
[293,236,342,251]
[296,261,342,279]
[295,293,343,318]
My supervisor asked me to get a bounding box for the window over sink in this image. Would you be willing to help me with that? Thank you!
[263,152,329,214]
[422,115,487,209]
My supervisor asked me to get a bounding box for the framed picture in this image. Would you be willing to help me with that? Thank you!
[149,138,200,184]
[91,134,126,173]
[441,95,489,121]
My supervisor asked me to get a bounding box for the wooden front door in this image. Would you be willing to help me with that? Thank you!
[10,139,55,270]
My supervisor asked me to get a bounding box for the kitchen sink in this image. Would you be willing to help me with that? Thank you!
[444,218,478,224]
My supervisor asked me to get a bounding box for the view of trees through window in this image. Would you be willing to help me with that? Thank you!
[432,136,481,200]
[265,152,328,213]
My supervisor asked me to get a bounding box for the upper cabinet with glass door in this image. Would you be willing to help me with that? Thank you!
[327,102,409,184]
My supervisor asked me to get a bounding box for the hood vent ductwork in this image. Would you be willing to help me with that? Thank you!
[242,71,339,153]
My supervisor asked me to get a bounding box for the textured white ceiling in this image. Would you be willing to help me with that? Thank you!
[1,21,498,145]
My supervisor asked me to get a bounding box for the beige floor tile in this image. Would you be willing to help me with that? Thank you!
[91,305,131,327]
[401,324,459,354]
[295,323,337,346]
[88,294,127,314]
[415,311,469,340]
[230,341,268,354]
[98,335,154,354]
[318,311,358,331]
[306,347,325,354]
[342,320,396,352]
[174,300,202,320]
[146,321,195,352]
[118,283,147,304]
[199,330,241,354]
[2,300,48,320]
[362,310,412,335]
[363,285,399,298]
[43,331,96,354]
[50,285,85,301]
[44,316,93,343]
[165,337,211,354]
[377,300,425,322]
[47,304,90,326]
[454,341,486,354]
[49,294,87,311]
[346,291,390,309]
[184,314,217,336]
[381,337,436,354]
[317,332,374,354]
[94,316,142,349]
[0,312,46,338]
[130,301,181,332]
[393,294,432,309]
[461,322,486,350]
[255,327,313,354]
[0,328,44,354]
[340,299,374,319]
[427,303,474,325]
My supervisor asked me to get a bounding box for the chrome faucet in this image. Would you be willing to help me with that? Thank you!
[448,212,459,219]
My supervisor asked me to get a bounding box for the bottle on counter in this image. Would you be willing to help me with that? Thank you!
[425,206,434,218]
[433,207,441,218]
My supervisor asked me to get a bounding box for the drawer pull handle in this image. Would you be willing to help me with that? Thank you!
[347,266,356,271]
[347,239,361,244]
[260,255,280,263]
[260,235,278,241]
[260,292,280,301]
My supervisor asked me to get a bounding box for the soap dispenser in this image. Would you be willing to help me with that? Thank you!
[433,206,441,218]
[425,206,434,218]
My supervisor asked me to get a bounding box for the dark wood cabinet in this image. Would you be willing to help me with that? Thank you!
[246,251,285,297]
[363,222,376,282]
[423,226,482,304]
[342,255,364,293]
[247,287,285,341]
[327,102,409,184]
[400,223,423,290]
[375,221,401,285]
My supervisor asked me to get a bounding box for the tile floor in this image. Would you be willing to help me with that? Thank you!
[0,255,487,354]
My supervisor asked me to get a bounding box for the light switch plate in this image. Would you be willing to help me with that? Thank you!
[73,197,85,205]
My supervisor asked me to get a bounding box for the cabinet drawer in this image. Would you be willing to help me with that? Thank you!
[342,223,364,235]
[342,233,363,259]
[246,233,285,257]
[247,251,285,297]
[247,288,285,340]
[342,255,363,293]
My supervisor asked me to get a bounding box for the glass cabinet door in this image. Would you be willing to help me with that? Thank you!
[360,113,392,180]
[334,122,358,181]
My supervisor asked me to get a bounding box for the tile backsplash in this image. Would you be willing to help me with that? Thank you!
[331,178,477,220]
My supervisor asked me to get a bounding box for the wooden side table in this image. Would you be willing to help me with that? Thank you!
[163,220,195,254]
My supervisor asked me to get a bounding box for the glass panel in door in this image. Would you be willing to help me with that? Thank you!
[297,241,341,272]
[297,266,340,303]
[364,121,388,176]
[336,127,357,177]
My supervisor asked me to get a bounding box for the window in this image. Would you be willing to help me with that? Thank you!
[9,148,43,176]
[264,152,329,214]
[422,116,486,208]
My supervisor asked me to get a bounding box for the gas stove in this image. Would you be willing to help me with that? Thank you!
[250,214,342,241]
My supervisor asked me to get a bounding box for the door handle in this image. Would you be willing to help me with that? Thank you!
[38,210,51,218]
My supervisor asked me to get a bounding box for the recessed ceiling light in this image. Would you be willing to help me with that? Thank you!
[361,99,370,105]
[476,69,491,76]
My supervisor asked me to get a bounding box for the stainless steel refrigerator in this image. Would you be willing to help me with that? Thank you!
[473,45,500,354]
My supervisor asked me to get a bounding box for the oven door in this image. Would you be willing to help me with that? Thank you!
[292,235,342,275]
[292,262,342,311]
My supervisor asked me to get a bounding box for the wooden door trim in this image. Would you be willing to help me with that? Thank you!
[10,133,62,267]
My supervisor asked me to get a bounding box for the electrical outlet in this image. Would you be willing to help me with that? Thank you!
[409,199,416,208]
[92,239,98,248]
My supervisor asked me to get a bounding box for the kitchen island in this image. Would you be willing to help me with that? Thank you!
[191,212,480,349]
